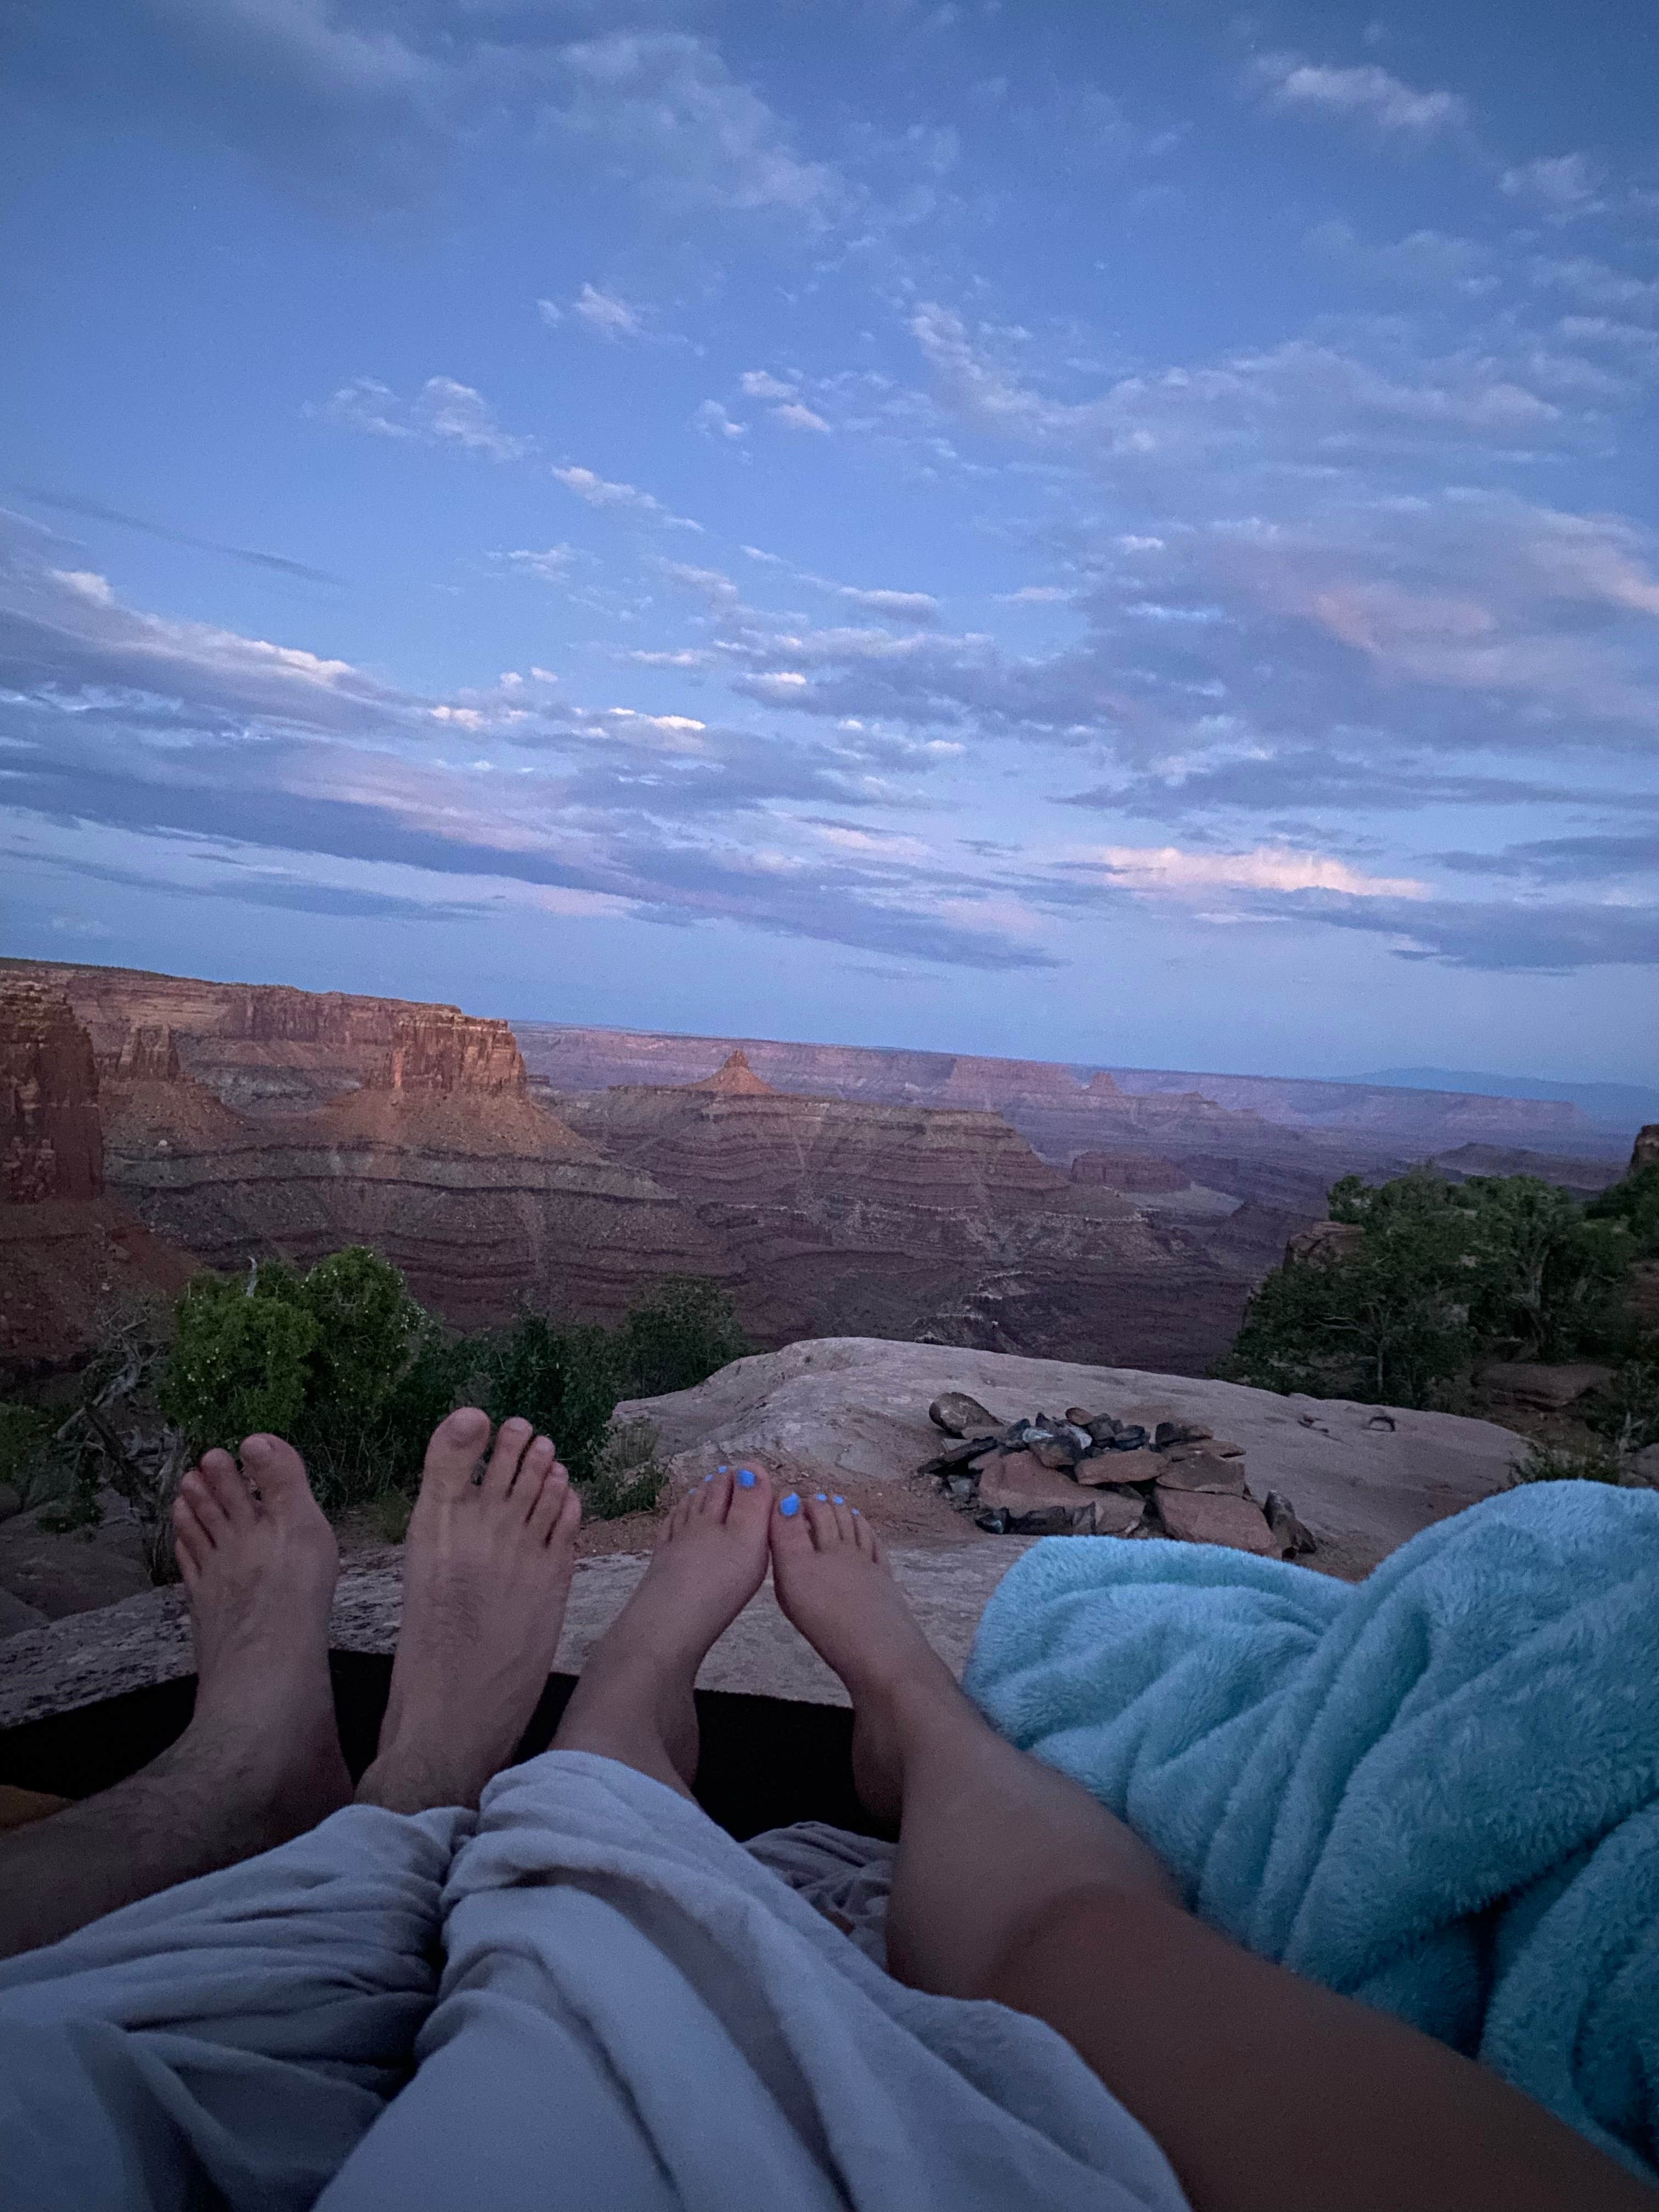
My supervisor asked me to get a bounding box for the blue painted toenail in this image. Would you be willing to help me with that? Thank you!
[832,1494,845,1504]
[703,1472,715,1482]
[851,1507,861,1516]
[815,1492,828,1501]
[737,1468,757,1489]
[780,1493,800,1517]
[718,1464,728,1472]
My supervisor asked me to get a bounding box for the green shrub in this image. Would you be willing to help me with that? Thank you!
[160,1249,464,1510]
[1583,1360,1659,1455]
[0,1401,53,1505]
[619,1276,749,1398]
[1585,1163,1659,1259]
[582,1417,669,1521]
[1224,1165,1644,1407]
[471,1314,622,1485]
[1508,1439,1624,1487]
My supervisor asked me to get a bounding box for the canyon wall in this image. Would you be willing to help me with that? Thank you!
[97,999,725,1330]
[558,1056,1263,1369]
[0,979,197,1373]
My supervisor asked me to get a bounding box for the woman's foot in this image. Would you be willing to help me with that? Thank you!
[766,1492,961,1826]
[356,1410,581,1814]
[552,1466,774,1797]
[169,1433,352,1839]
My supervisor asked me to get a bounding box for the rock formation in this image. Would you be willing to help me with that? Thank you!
[1,981,103,1203]
[0,980,197,1374]
[99,1006,725,1330]
[614,1337,1524,1581]
[1634,1124,1659,1173]
[557,1075,1263,1369]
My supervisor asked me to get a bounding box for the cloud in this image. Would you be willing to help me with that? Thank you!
[1078,845,1426,898]
[539,281,647,340]
[0,535,1056,974]
[998,585,1073,604]
[494,546,576,584]
[1501,153,1607,218]
[693,399,747,441]
[770,399,832,433]
[740,370,798,400]
[1255,56,1468,133]
[551,465,702,530]
[312,375,534,461]
[6,484,343,584]
[551,31,845,223]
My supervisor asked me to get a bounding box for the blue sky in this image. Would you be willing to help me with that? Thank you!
[2,1,1657,1081]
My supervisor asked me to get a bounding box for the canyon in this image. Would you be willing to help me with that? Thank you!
[0,958,1628,1380]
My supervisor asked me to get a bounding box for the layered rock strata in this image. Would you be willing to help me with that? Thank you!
[0,981,197,1373]
[101,1026,725,1329]
[557,1059,1263,1369]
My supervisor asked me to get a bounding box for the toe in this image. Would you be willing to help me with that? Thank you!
[421,1407,490,1497]
[771,1490,811,1557]
[172,1495,206,1579]
[727,1465,772,1529]
[482,1415,534,1496]
[513,1434,556,1512]
[803,1494,840,1550]
[186,1456,235,1537]
[532,1464,579,1548]
[697,1468,734,1519]
[240,1432,310,1511]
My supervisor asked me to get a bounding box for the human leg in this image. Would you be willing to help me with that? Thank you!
[354,1408,581,1814]
[0,1433,351,1960]
[770,1494,1655,2212]
[548,1463,774,1792]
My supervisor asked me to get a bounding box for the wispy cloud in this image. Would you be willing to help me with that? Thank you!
[551,465,703,531]
[5,485,343,585]
[1254,56,1468,134]
[311,375,534,461]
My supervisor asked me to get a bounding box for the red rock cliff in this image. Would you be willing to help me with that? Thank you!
[380,1008,528,1096]
[0,982,103,1203]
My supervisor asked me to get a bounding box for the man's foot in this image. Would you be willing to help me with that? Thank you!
[356,1410,581,1814]
[552,1466,773,1798]
[767,1492,961,1826]
[169,1434,352,1839]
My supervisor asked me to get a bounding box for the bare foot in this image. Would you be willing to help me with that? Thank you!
[169,1433,352,1838]
[356,1410,581,1814]
[766,1491,960,1826]
[552,1465,773,1797]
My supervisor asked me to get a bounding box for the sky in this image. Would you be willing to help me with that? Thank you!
[2,1,1657,1083]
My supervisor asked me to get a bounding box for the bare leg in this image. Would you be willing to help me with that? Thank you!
[356,1410,581,1815]
[767,1491,1176,1997]
[0,1434,350,1960]
[770,1496,1653,2212]
[550,1466,774,1796]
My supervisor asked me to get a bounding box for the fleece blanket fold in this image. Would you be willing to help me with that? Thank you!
[963,1481,1659,2180]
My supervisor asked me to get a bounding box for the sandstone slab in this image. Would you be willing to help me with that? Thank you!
[1480,1362,1616,1411]
[0,1541,1032,1732]
[1154,1458,1249,1497]
[617,1336,1525,1581]
[1156,1490,1279,1556]
[974,1450,1087,1515]
[1074,1448,1160,1486]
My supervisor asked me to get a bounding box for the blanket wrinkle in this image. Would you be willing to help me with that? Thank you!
[964,1481,1659,2181]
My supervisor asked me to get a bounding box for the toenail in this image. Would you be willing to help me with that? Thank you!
[815,1492,828,1501]
[703,1472,715,1483]
[832,1495,845,1504]
[737,1468,757,1489]
[779,1493,800,1517]
[851,1507,861,1516]
[718,1464,728,1472]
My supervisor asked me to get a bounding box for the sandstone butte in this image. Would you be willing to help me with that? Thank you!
[97,1007,729,1332]
[0,981,197,1373]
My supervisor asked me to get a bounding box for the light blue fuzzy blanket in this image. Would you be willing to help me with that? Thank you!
[964,1482,1659,2179]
